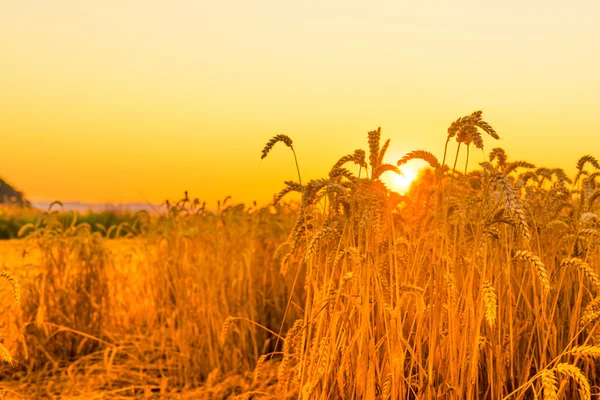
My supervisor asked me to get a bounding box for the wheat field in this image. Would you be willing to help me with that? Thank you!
[1,111,600,399]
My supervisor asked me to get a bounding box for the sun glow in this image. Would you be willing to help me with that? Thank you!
[386,166,418,194]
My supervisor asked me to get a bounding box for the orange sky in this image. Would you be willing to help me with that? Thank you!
[2,1,599,206]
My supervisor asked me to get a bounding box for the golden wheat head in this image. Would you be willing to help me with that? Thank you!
[219,316,235,347]
[554,363,591,400]
[540,369,558,400]
[0,272,20,307]
[514,250,550,296]
[482,281,498,328]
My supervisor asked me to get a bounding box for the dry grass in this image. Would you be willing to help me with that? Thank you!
[0,111,599,398]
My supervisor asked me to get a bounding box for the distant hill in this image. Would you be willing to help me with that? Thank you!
[0,177,30,207]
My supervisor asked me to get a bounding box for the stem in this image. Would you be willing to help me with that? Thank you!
[464,144,470,175]
[229,317,285,341]
[291,148,302,187]
[452,143,462,177]
[502,327,587,400]
[441,136,451,174]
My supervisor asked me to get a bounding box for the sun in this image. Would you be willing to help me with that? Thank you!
[385,166,418,194]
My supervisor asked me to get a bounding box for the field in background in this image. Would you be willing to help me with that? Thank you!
[0,206,151,240]
[0,199,299,399]
[1,111,600,399]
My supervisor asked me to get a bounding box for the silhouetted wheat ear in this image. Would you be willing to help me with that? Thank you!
[447,110,480,138]
[332,149,368,171]
[489,147,507,166]
[273,181,303,205]
[368,127,382,168]
[447,110,500,146]
[373,164,402,180]
[586,171,600,186]
[504,161,536,175]
[476,119,499,140]
[332,154,357,171]
[577,155,600,171]
[397,150,440,169]
[586,190,600,209]
[377,138,391,167]
[353,149,367,168]
[261,134,294,159]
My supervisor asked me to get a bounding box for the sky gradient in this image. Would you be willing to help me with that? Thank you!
[2,1,600,206]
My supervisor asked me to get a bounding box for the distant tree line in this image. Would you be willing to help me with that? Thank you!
[0,177,30,207]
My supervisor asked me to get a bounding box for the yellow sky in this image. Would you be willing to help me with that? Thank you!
[2,1,599,205]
